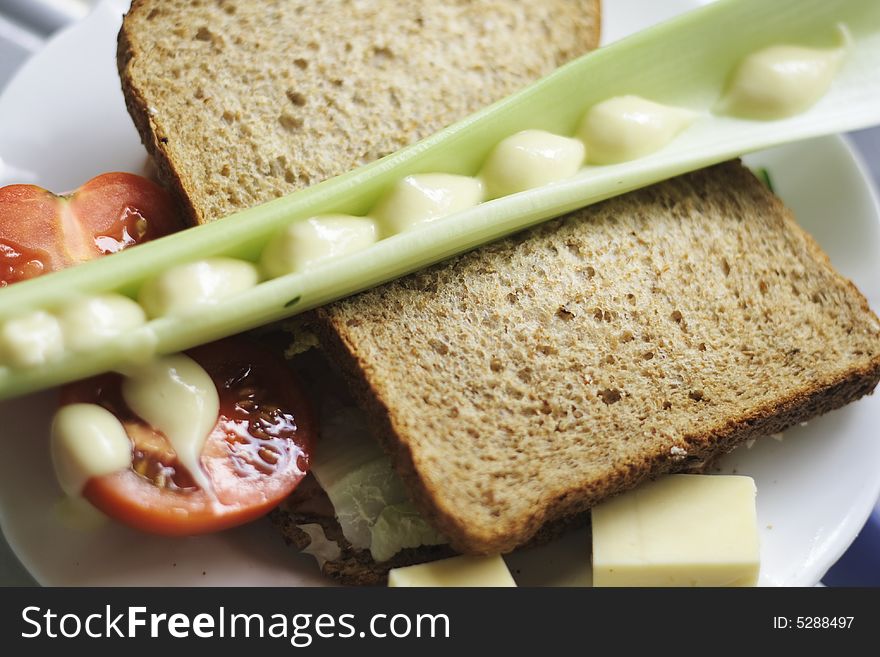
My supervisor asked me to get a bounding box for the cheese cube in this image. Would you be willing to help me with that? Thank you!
[388,555,516,587]
[592,474,760,587]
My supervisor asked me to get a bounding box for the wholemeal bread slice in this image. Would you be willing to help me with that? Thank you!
[117,0,600,225]
[311,161,880,554]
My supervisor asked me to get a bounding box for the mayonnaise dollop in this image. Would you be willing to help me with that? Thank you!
[51,403,132,497]
[578,95,696,164]
[120,354,219,498]
[261,214,378,277]
[372,174,484,236]
[138,257,259,318]
[49,353,221,524]
[0,310,64,368]
[57,293,146,352]
[479,129,585,200]
[721,28,849,120]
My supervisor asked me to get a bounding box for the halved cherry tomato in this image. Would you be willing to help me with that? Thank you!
[0,172,181,286]
[60,337,316,535]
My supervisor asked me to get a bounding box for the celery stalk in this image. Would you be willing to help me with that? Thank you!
[1,0,879,399]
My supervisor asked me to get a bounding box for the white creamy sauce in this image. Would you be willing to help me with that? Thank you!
[138,257,259,318]
[578,95,696,164]
[372,173,485,235]
[261,214,378,278]
[0,310,64,368]
[57,293,146,352]
[120,354,219,498]
[50,403,132,497]
[479,129,585,200]
[721,29,848,120]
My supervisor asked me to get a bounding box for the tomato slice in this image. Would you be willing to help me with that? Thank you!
[0,172,181,286]
[60,337,315,535]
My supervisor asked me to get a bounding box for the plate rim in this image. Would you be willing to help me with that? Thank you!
[0,0,878,587]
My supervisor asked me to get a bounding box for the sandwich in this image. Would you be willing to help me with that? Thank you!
[116,0,880,584]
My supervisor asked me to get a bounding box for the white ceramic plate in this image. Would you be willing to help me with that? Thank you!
[1,0,879,587]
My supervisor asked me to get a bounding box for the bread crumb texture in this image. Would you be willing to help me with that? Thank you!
[118,0,599,224]
[316,162,880,553]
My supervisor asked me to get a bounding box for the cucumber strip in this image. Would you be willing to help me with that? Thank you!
[1,0,879,399]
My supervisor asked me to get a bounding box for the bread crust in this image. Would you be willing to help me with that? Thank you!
[117,0,204,225]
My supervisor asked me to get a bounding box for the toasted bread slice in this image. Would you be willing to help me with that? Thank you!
[312,161,880,554]
[118,0,601,225]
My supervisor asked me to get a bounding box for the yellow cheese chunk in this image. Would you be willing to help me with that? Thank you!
[388,555,516,587]
[592,474,760,587]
